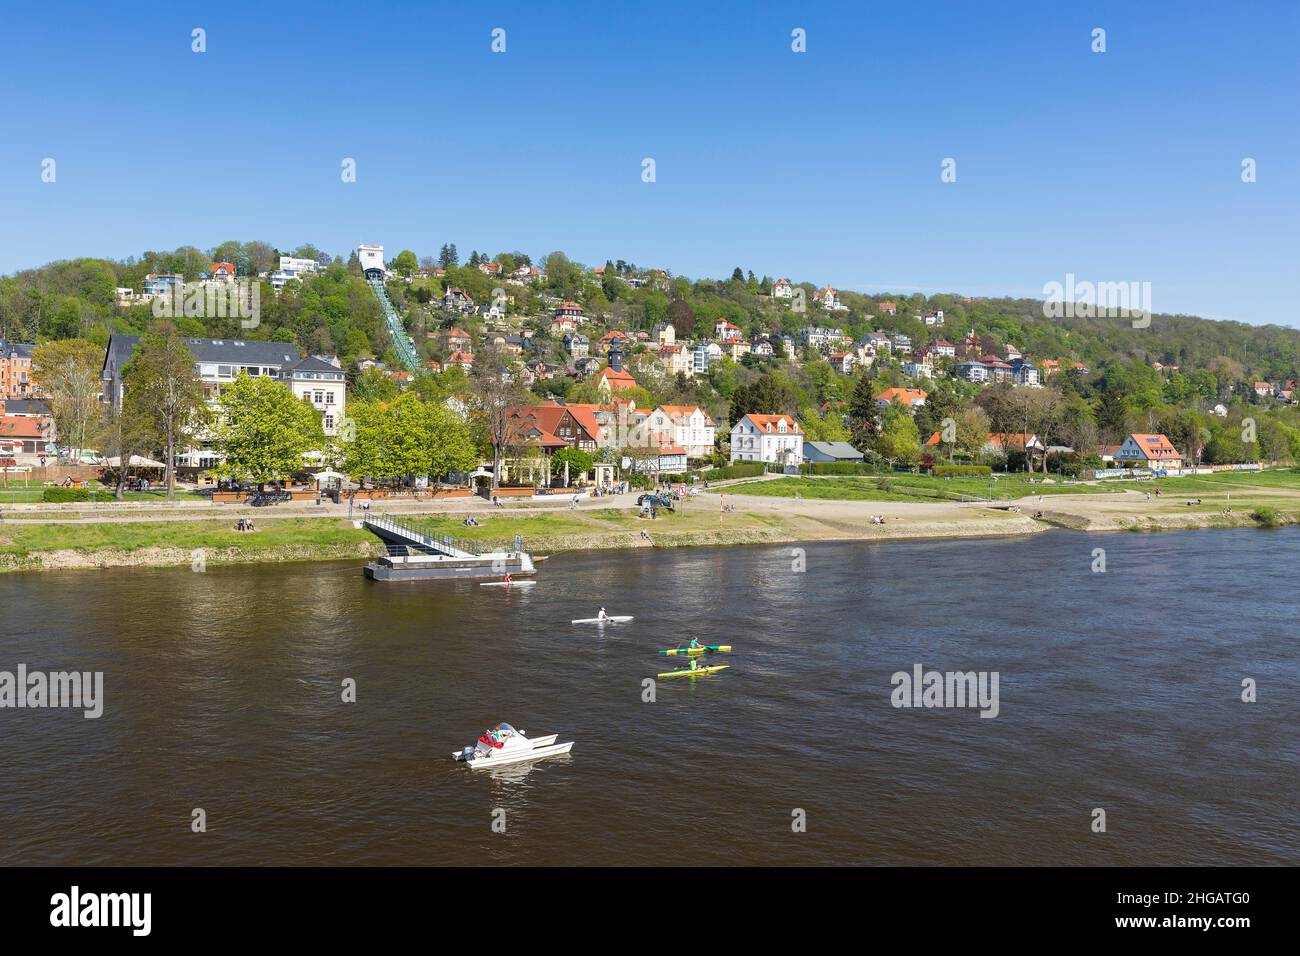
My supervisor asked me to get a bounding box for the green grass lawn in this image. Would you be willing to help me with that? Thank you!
[726,468,1300,503]
[726,474,1117,502]
[0,485,204,503]
[1136,468,1300,494]
[403,505,748,546]
[0,518,372,557]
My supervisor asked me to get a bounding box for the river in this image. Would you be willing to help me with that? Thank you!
[1,528,1296,865]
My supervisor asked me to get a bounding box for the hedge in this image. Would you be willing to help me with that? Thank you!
[704,463,765,480]
[804,462,876,475]
[931,464,992,478]
[42,487,92,502]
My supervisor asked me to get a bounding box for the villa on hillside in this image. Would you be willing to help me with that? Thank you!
[729,413,804,466]
[875,387,928,411]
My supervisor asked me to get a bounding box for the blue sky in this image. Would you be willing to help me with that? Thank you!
[1,0,1296,324]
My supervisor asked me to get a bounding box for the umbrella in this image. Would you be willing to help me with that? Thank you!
[100,455,167,468]
[312,468,347,483]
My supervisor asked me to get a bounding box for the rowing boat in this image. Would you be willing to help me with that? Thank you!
[479,580,537,588]
[661,644,731,657]
[571,615,633,624]
[657,664,730,678]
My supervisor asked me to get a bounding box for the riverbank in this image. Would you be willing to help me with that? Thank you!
[0,499,1045,572]
[2,479,1296,572]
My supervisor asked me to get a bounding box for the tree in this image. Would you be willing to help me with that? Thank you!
[551,445,594,483]
[439,244,459,268]
[123,325,208,497]
[392,250,419,277]
[100,399,154,500]
[729,371,802,419]
[846,374,877,426]
[470,354,529,486]
[667,298,695,339]
[210,374,323,483]
[31,339,103,462]
[876,405,921,467]
[342,393,477,482]
[954,406,991,459]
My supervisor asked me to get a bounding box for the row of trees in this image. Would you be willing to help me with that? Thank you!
[31,323,483,496]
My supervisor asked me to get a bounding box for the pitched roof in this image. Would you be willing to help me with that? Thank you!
[0,416,45,439]
[507,405,600,446]
[875,387,928,406]
[740,413,802,434]
[655,404,715,426]
[597,366,638,391]
[805,441,864,460]
[1125,433,1181,459]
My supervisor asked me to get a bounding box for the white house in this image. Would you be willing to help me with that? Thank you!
[815,287,847,312]
[281,355,347,436]
[903,362,935,380]
[644,404,717,459]
[279,256,322,275]
[729,413,804,466]
[772,278,794,299]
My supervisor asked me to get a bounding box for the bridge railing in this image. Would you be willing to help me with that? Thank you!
[367,513,491,557]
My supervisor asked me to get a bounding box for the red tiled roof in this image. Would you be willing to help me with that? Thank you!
[1126,433,1181,460]
[742,413,802,434]
[875,387,927,406]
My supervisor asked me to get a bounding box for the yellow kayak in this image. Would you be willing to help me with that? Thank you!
[662,645,731,657]
[657,665,730,678]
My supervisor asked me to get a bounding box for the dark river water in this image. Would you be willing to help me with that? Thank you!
[1,528,1296,866]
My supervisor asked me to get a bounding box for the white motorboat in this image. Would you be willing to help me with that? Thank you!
[571,615,633,624]
[451,723,574,770]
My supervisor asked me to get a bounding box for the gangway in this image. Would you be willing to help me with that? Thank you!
[362,513,480,558]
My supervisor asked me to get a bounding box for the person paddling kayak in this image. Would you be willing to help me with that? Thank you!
[597,607,608,621]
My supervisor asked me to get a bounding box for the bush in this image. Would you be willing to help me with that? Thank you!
[931,464,992,478]
[1250,507,1282,528]
[705,463,765,480]
[42,487,92,502]
[803,462,875,475]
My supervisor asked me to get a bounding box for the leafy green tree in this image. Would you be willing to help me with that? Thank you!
[551,445,594,482]
[31,338,104,462]
[122,326,209,496]
[342,393,476,482]
[729,370,803,419]
[392,250,419,277]
[211,374,323,483]
[876,404,921,467]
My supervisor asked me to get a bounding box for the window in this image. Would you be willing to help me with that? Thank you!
[324,416,334,430]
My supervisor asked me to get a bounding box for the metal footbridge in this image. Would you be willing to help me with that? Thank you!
[362,513,483,558]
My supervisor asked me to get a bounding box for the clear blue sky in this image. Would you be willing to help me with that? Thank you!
[1,0,1296,324]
